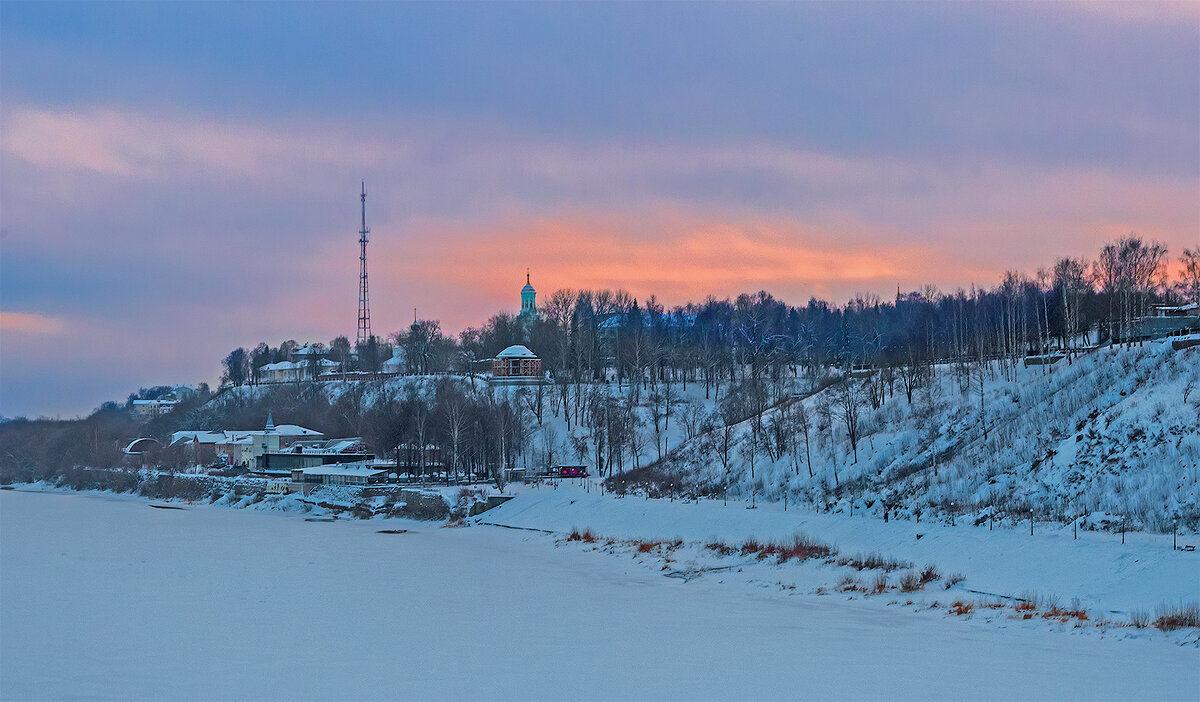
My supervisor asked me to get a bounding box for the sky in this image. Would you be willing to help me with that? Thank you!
[1,2,1198,418]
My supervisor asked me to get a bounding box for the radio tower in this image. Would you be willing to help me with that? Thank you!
[356,181,372,346]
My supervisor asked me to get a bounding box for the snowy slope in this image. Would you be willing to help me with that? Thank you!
[201,342,1198,531]
[656,343,1200,531]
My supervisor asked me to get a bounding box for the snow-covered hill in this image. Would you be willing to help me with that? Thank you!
[198,342,1197,532]
[646,343,1199,531]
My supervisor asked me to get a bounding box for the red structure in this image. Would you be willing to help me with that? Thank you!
[491,345,542,379]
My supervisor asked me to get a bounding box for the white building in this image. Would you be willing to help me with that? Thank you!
[380,346,406,375]
[131,399,177,419]
[171,417,323,467]
[291,463,390,486]
[258,358,340,383]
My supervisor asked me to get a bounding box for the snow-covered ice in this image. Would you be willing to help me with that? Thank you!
[2,489,1197,701]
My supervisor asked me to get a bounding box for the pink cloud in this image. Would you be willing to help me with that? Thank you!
[0,311,65,335]
[0,108,381,180]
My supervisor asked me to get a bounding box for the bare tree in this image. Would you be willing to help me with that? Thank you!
[1179,248,1200,305]
[834,379,864,464]
[1053,257,1090,362]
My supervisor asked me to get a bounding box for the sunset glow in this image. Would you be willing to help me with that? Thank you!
[1,2,1196,416]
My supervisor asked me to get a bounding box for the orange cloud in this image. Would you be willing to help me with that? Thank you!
[336,210,959,333]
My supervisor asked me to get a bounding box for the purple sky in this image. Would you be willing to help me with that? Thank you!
[1,2,1197,418]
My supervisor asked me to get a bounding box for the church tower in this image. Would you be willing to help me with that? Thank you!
[520,269,537,318]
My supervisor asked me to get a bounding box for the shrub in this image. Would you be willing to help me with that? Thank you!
[919,565,940,584]
[705,541,736,557]
[735,533,835,563]
[944,572,965,589]
[871,573,889,594]
[950,601,974,616]
[899,571,923,592]
[567,528,597,543]
[838,575,863,592]
[1152,603,1200,631]
[837,552,912,572]
[1043,605,1088,622]
[775,533,836,562]
[1129,609,1151,628]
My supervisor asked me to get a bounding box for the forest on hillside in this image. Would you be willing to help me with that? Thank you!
[2,236,1197,530]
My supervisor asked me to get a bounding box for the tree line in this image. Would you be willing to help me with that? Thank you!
[221,235,1196,406]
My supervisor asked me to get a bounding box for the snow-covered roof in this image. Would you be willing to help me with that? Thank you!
[274,424,322,437]
[170,430,226,446]
[132,399,176,406]
[496,344,537,359]
[227,426,322,440]
[218,436,254,446]
[263,358,338,370]
[292,344,325,356]
[522,283,535,292]
[297,464,389,478]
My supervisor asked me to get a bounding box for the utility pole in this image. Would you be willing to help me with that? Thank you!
[357,181,372,347]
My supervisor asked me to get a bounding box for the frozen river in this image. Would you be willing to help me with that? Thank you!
[1,489,1196,701]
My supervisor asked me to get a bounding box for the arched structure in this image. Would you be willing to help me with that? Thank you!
[124,437,162,456]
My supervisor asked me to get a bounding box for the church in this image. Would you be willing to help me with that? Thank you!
[490,271,544,383]
[519,269,537,319]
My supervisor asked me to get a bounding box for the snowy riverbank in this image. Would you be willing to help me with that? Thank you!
[478,482,1200,616]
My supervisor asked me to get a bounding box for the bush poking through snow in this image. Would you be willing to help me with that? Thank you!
[567,529,597,543]
[919,565,940,585]
[870,573,889,594]
[729,533,836,563]
[705,541,736,557]
[1152,603,1200,630]
[899,571,923,592]
[1043,605,1089,623]
[739,538,763,556]
[838,575,864,592]
[950,601,974,616]
[1129,609,1151,628]
[767,534,836,563]
[944,573,965,589]
[837,552,912,572]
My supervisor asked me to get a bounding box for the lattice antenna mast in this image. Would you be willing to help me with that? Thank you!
[356,181,372,346]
